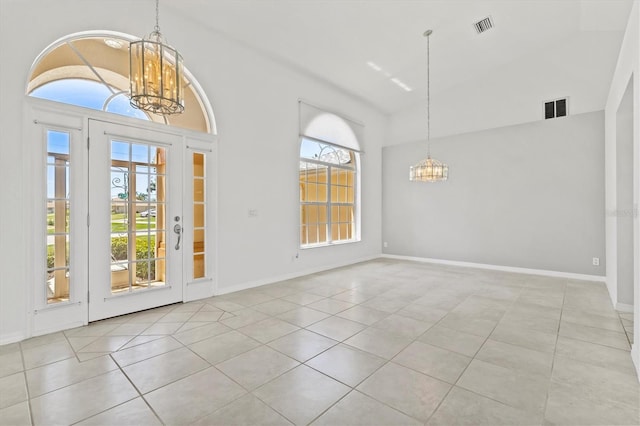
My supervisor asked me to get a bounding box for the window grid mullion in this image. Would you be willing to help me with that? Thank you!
[300,140,357,248]
[327,165,332,243]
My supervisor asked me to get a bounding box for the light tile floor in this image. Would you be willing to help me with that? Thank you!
[1,259,638,425]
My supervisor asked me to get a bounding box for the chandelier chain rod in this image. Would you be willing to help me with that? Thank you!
[426,31,431,158]
[408,29,448,182]
[154,0,160,33]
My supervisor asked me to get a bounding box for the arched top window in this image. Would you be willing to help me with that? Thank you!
[31,79,149,121]
[298,102,362,248]
[300,138,355,166]
[27,32,215,134]
[303,113,360,152]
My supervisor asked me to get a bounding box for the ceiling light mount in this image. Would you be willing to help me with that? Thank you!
[410,29,449,182]
[129,0,185,115]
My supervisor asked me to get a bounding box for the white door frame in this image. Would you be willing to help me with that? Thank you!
[87,119,184,321]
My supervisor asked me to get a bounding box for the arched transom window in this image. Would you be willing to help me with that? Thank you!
[27,32,214,133]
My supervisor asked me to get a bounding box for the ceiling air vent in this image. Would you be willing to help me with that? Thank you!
[474,16,494,34]
[544,98,568,119]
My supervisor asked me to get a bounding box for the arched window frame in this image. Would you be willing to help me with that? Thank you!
[298,102,362,248]
[26,30,216,134]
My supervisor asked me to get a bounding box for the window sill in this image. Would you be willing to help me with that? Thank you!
[300,239,361,250]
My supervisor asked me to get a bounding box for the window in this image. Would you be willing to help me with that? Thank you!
[110,141,167,292]
[46,130,71,304]
[298,103,362,248]
[300,138,357,246]
[192,153,207,279]
[27,33,213,133]
[32,79,149,121]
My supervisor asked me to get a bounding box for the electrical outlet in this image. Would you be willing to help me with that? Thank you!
[383,242,388,248]
[592,257,600,266]
[248,209,258,217]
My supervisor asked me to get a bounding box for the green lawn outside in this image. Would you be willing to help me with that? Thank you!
[48,212,156,234]
[47,212,160,281]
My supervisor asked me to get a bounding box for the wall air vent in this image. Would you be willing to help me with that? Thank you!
[544,98,569,119]
[474,16,494,34]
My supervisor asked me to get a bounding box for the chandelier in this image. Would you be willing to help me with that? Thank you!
[129,0,185,115]
[410,30,448,182]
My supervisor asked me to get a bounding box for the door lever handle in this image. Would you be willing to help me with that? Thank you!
[173,224,182,250]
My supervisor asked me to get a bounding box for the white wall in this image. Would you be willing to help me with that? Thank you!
[382,111,606,277]
[0,0,384,342]
[604,0,639,378]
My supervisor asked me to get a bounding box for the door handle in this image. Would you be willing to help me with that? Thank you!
[173,224,182,250]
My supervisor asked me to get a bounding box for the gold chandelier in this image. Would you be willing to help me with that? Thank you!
[410,30,448,182]
[130,0,184,115]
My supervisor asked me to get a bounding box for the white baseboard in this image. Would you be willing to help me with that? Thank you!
[616,303,635,313]
[215,255,379,296]
[32,321,86,338]
[381,254,607,282]
[0,331,27,346]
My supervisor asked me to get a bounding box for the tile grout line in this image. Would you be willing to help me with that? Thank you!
[64,306,207,425]
[204,335,305,424]
[617,310,634,348]
[221,293,408,424]
[112,324,201,425]
[309,288,489,424]
[81,352,164,426]
[18,343,35,426]
[75,311,172,414]
[422,286,522,424]
[247,385,299,426]
[11,261,635,425]
[302,378,419,426]
[540,278,568,425]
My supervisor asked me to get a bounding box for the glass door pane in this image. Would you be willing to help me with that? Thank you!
[110,141,167,293]
[46,131,71,304]
[192,152,206,279]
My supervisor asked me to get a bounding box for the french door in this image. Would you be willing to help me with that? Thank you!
[30,104,214,334]
[87,120,183,321]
